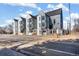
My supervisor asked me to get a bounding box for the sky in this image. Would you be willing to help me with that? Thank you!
[0,3,79,29]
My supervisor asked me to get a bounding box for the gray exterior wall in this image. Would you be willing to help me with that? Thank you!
[20,14,37,35]
[29,18,37,33]
[20,17,26,34]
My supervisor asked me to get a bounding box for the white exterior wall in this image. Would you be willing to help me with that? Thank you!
[13,20,18,35]
[26,18,29,35]
[37,11,47,35]
[13,21,15,35]
[25,14,32,35]
[18,20,21,34]
[37,15,42,35]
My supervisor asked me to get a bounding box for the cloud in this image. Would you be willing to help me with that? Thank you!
[44,9,53,13]
[45,4,54,12]
[46,3,69,13]
[5,19,13,24]
[0,17,24,27]
[65,13,79,20]
[64,13,79,30]
[0,19,13,27]
[70,13,79,19]
[68,13,79,24]
[54,4,69,11]
[70,13,79,29]
[19,10,33,18]
[0,0,53,3]
[0,24,7,27]
[37,7,42,11]
[14,17,22,21]
[47,4,54,8]
[26,10,32,14]
[7,3,42,11]
[1,0,79,3]
[19,13,27,18]
[19,9,23,12]
[7,3,37,8]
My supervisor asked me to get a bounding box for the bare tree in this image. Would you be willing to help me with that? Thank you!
[4,23,13,34]
[73,18,79,32]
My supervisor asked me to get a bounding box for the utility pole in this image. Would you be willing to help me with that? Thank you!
[69,3,71,34]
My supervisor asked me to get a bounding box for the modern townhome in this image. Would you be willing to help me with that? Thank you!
[37,8,63,35]
[13,14,37,35]
[13,8,63,36]
[20,14,37,35]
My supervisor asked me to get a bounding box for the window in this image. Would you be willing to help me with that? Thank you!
[39,17,41,21]
[54,19,56,24]
[29,25,31,27]
[42,16,45,20]
[42,22,45,26]
[29,19,31,22]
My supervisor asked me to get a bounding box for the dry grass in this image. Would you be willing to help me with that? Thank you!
[41,33,79,41]
[0,33,79,49]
